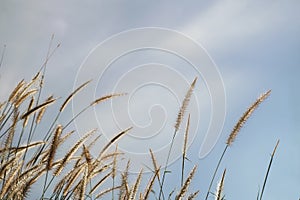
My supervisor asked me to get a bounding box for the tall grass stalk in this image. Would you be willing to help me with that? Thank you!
[158,78,197,200]
[0,46,285,199]
[204,90,271,200]
[181,114,190,187]
[259,140,280,200]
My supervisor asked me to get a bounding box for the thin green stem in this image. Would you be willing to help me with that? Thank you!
[0,105,13,132]
[181,114,190,187]
[259,140,279,200]
[205,145,229,200]
[42,170,49,197]
[158,130,178,200]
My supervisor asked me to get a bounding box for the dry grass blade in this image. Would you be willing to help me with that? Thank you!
[0,161,23,198]
[16,72,40,100]
[215,169,226,200]
[183,114,190,159]
[149,149,161,181]
[159,78,197,200]
[23,96,35,127]
[2,141,45,154]
[8,164,43,199]
[22,168,46,198]
[59,130,76,145]
[36,106,46,124]
[18,164,42,182]
[100,152,123,162]
[112,145,118,180]
[63,164,86,196]
[8,79,25,103]
[54,129,96,176]
[175,77,197,132]
[0,151,23,178]
[119,160,130,200]
[83,145,93,169]
[54,164,79,194]
[143,168,159,200]
[60,80,91,112]
[181,114,190,186]
[187,191,199,200]
[88,162,112,180]
[36,95,53,124]
[4,110,19,152]
[73,135,100,169]
[205,90,272,200]
[0,114,5,126]
[0,101,6,111]
[96,186,122,199]
[15,89,37,108]
[32,71,41,82]
[97,127,132,159]
[79,164,88,200]
[47,125,62,170]
[272,140,280,157]
[90,93,127,106]
[74,148,88,169]
[21,97,56,119]
[89,171,112,194]
[129,169,143,200]
[111,145,119,199]
[176,165,197,200]
[227,90,271,145]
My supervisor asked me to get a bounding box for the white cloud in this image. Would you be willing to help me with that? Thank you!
[182,1,292,51]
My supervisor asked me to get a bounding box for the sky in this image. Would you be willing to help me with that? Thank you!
[0,0,299,199]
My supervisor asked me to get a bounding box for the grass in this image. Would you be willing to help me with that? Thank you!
[0,43,282,199]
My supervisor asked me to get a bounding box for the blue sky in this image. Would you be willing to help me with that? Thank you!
[1,1,299,199]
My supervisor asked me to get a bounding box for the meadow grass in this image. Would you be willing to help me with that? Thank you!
[0,44,280,199]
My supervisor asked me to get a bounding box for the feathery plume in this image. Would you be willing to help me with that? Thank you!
[227,90,271,145]
[90,93,127,106]
[8,80,25,103]
[21,97,56,119]
[36,95,53,124]
[15,89,37,108]
[149,149,160,180]
[54,129,96,176]
[176,165,197,200]
[23,96,35,127]
[63,164,86,196]
[97,127,132,159]
[79,164,88,200]
[47,125,62,170]
[175,78,197,132]
[60,80,91,112]
[129,169,143,200]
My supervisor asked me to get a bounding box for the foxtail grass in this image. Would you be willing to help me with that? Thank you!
[0,45,286,199]
[204,90,271,200]
[159,77,197,200]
